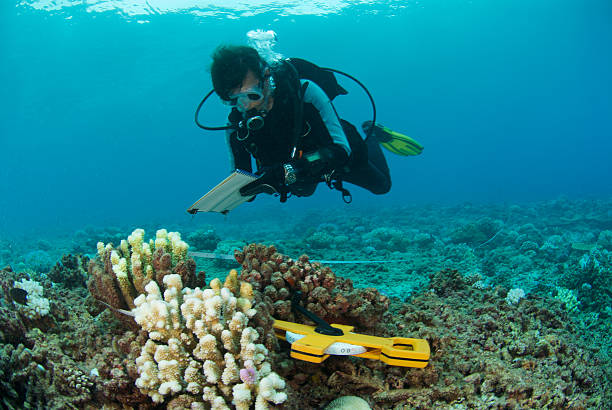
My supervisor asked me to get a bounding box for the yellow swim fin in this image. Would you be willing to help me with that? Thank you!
[362,121,424,156]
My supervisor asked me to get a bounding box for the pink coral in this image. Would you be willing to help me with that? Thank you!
[240,367,257,385]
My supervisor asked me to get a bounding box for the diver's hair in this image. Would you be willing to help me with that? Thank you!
[210,45,265,100]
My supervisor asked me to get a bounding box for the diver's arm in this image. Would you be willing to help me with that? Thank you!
[302,80,351,158]
[299,81,350,175]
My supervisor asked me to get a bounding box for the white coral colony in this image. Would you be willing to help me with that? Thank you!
[132,269,287,408]
[13,279,50,319]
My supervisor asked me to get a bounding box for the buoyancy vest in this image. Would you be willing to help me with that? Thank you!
[286,58,368,169]
[232,58,367,171]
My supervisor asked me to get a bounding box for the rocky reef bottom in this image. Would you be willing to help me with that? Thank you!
[0,262,609,409]
[0,198,611,409]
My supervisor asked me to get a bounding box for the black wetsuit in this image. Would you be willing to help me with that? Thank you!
[226,61,391,197]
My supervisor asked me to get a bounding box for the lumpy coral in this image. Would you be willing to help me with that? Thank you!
[428,268,466,297]
[450,217,503,246]
[48,254,89,289]
[235,243,389,329]
[187,228,222,251]
[13,278,50,320]
[505,288,526,305]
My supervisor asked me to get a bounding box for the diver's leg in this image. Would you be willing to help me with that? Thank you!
[365,134,391,184]
[342,134,391,194]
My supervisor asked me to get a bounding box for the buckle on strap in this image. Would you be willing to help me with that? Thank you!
[324,172,352,204]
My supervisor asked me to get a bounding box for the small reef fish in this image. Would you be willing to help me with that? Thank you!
[95,299,135,318]
[9,288,28,305]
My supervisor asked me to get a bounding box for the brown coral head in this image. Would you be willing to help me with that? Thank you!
[235,250,245,264]
[272,253,284,265]
[322,274,336,290]
[261,262,274,275]
[174,258,198,288]
[283,274,296,288]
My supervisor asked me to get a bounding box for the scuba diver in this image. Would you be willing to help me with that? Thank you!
[195,38,423,204]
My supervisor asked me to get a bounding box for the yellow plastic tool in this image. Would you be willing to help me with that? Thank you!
[273,319,430,368]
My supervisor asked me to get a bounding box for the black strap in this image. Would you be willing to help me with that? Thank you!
[324,173,352,203]
[283,59,307,160]
[291,291,343,336]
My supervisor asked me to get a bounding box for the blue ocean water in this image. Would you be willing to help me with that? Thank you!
[2,3,612,408]
[1,0,611,235]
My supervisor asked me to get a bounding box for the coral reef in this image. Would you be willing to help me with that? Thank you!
[132,270,289,408]
[597,229,612,250]
[13,278,50,320]
[573,248,612,310]
[235,243,389,330]
[21,250,54,273]
[187,228,222,251]
[87,228,203,326]
[0,306,26,345]
[0,267,57,334]
[374,268,610,408]
[1,198,612,408]
[362,227,409,252]
[450,217,503,246]
[0,270,148,409]
[48,254,89,289]
[89,330,152,408]
[505,288,526,305]
[428,268,466,297]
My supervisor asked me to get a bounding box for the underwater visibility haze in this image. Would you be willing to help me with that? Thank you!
[0,0,611,409]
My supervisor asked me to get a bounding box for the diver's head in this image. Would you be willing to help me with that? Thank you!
[210,45,274,113]
[226,68,275,114]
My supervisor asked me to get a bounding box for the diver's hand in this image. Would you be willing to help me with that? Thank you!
[239,165,288,201]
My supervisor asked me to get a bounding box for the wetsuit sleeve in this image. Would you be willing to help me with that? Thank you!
[226,128,252,173]
[301,80,352,157]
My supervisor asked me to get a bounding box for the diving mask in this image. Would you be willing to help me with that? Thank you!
[224,88,264,113]
[225,73,275,113]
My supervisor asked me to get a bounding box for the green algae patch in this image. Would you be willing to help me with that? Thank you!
[571,242,597,251]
